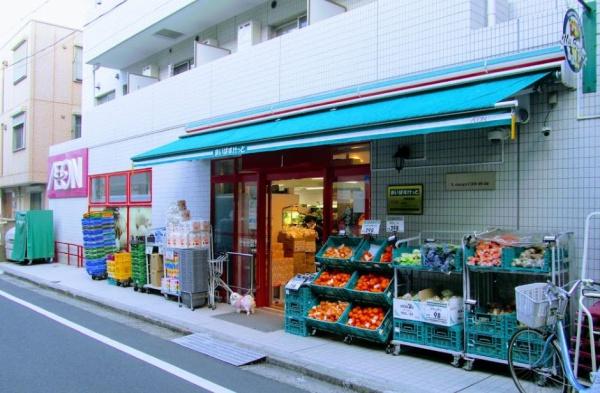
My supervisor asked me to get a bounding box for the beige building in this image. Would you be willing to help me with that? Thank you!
[0,20,82,217]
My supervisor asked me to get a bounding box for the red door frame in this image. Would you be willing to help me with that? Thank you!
[210,151,371,308]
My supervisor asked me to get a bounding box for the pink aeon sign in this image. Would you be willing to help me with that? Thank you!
[47,148,88,198]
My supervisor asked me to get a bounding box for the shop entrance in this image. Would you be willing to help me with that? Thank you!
[268,176,324,308]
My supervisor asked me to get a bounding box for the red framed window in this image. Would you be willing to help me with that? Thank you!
[89,169,152,207]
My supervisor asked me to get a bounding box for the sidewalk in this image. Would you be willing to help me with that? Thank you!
[0,262,516,393]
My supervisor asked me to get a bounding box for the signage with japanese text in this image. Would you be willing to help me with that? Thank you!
[445,172,496,191]
[387,185,423,215]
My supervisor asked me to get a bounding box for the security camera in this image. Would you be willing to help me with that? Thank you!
[487,129,508,142]
[542,126,551,137]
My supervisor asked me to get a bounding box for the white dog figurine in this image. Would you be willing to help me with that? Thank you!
[230,292,256,315]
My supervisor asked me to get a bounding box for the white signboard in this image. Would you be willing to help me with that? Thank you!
[360,220,381,235]
[393,298,423,322]
[386,216,405,233]
[421,298,464,326]
[446,172,496,191]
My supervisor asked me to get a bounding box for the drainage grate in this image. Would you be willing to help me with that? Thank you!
[172,334,266,366]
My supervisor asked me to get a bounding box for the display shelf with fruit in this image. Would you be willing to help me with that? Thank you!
[305,300,350,334]
[340,304,393,344]
[315,236,362,268]
[346,272,394,306]
[310,269,354,299]
[351,238,394,271]
[421,243,463,273]
[392,246,422,269]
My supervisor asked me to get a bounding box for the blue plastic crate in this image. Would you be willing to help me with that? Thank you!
[510,330,546,365]
[425,323,463,352]
[284,316,309,337]
[310,269,354,300]
[466,310,507,336]
[315,236,362,268]
[502,246,551,273]
[393,319,426,345]
[284,286,314,304]
[285,297,317,318]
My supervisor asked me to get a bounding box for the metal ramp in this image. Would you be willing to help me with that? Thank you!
[172,333,266,366]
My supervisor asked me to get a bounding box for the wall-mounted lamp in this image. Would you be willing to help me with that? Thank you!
[393,145,411,172]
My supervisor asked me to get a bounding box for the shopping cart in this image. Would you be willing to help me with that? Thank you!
[208,251,255,310]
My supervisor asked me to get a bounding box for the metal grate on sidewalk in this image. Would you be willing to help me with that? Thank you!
[172,333,266,366]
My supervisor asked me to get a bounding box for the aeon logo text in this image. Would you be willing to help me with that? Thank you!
[48,157,84,191]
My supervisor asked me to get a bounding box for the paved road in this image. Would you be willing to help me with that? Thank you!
[0,277,307,393]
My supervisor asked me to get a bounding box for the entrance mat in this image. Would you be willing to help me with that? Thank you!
[172,333,266,366]
[211,309,283,333]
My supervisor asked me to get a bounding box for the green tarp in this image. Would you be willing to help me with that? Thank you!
[11,210,54,263]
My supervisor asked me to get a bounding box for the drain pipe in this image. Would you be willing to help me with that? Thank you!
[494,100,519,140]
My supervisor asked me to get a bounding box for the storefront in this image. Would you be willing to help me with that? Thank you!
[132,45,570,308]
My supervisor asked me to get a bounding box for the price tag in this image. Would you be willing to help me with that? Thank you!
[361,220,381,235]
[386,216,405,233]
[145,246,153,254]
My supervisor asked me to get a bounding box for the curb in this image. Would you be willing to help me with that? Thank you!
[1,267,409,393]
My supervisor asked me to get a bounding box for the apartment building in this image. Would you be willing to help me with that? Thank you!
[49,0,598,309]
[0,20,82,217]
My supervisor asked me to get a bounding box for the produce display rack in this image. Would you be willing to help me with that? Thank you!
[308,235,395,348]
[143,229,164,294]
[461,230,572,371]
[390,232,466,367]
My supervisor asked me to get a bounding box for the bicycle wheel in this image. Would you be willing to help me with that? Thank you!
[508,328,567,393]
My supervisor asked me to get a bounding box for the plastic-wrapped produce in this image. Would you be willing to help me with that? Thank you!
[422,243,460,273]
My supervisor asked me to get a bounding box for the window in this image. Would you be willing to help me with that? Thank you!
[95,90,115,106]
[72,114,81,139]
[73,46,83,81]
[90,176,106,203]
[12,112,25,151]
[108,174,127,203]
[273,14,307,37]
[30,192,42,210]
[172,60,192,76]
[129,171,151,202]
[13,40,27,84]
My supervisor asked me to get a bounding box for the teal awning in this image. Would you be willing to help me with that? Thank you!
[132,72,548,167]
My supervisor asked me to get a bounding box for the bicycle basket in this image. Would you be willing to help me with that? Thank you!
[515,283,562,328]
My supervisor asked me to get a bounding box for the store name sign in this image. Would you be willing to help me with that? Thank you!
[446,172,496,191]
[561,8,586,73]
[47,148,88,198]
[212,146,247,158]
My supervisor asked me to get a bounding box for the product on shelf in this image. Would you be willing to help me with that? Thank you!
[323,244,353,259]
[394,249,421,266]
[307,300,349,322]
[354,273,390,293]
[478,303,515,315]
[313,270,352,287]
[360,250,374,262]
[422,244,460,272]
[467,241,502,267]
[379,245,393,263]
[511,246,545,268]
[401,288,458,303]
[347,305,385,330]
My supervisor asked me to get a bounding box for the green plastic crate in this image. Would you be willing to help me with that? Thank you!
[315,236,362,268]
[510,330,546,365]
[284,316,309,337]
[285,296,317,319]
[466,332,506,360]
[339,306,392,344]
[393,319,426,345]
[310,269,355,300]
[345,272,393,306]
[466,310,509,336]
[392,246,424,270]
[502,246,552,273]
[305,302,349,335]
[425,323,463,352]
[351,238,394,271]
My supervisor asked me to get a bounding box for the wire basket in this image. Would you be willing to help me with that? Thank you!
[515,283,562,328]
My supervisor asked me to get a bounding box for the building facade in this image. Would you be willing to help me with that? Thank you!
[0,20,82,217]
[49,0,599,306]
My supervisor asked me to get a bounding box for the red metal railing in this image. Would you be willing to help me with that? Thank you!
[54,242,84,268]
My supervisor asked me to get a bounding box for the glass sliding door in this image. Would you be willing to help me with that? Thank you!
[331,174,370,237]
[235,178,258,295]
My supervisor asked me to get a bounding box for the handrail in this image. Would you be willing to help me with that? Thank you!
[54,241,84,268]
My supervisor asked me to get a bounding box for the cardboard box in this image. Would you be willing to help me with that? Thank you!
[150,254,163,271]
[293,252,305,274]
[421,297,464,326]
[271,249,284,258]
[304,233,317,252]
[393,298,424,322]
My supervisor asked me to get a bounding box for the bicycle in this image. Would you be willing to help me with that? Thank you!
[508,279,600,392]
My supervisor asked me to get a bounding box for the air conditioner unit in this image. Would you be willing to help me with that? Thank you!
[202,38,218,47]
[237,20,261,51]
[516,95,531,124]
[142,64,158,78]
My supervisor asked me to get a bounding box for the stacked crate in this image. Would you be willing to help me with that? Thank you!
[465,310,517,360]
[107,252,132,286]
[284,285,315,336]
[130,240,147,290]
[82,212,115,279]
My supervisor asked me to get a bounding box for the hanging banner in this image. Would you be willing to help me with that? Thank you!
[47,148,88,198]
[387,185,423,215]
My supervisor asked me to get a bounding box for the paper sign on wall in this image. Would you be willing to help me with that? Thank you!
[386,216,405,233]
[361,220,381,235]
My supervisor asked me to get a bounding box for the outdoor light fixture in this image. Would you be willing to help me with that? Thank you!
[393,145,411,172]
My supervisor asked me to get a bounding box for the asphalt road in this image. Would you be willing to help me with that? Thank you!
[0,277,307,393]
